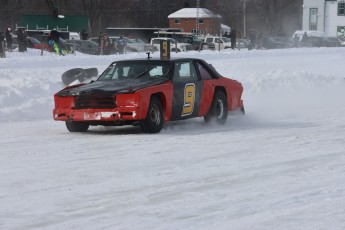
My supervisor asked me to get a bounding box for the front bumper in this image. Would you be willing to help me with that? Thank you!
[53,106,140,122]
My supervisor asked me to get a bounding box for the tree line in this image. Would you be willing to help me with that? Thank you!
[0,0,302,37]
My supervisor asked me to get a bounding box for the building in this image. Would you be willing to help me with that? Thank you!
[303,0,345,36]
[19,15,89,33]
[168,8,222,36]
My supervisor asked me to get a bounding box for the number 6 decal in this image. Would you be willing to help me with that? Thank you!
[182,83,196,116]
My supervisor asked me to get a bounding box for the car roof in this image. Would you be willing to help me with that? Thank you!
[114,57,204,62]
[151,37,175,40]
[108,57,221,78]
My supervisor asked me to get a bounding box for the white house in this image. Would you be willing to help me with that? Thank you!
[303,0,345,37]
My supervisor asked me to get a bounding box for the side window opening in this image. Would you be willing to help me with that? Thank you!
[206,38,212,43]
[173,61,198,82]
[196,62,213,80]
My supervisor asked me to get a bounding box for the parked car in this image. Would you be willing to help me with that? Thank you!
[202,41,216,50]
[28,36,55,51]
[125,38,153,52]
[153,31,202,51]
[261,36,285,49]
[173,35,202,50]
[11,36,50,51]
[308,36,339,47]
[89,36,155,54]
[150,37,193,52]
[88,37,100,44]
[272,37,295,48]
[204,36,232,50]
[292,30,326,42]
[88,36,116,54]
[338,37,345,47]
[236,38,249,49]
[65,39,99,55]
[326,37,341,47]
[53,57,245,133]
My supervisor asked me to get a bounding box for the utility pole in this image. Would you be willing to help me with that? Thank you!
[196,0,200,35]
[243,0,246,37]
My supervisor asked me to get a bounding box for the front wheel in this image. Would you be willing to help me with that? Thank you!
[140,97,164,133]
[65,121,89,132]
[204,90,228,125]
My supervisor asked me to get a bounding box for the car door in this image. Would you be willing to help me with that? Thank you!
[170,61,203,121]
[80,41,89,53]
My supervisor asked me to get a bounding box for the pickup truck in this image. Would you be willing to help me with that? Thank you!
[150,37,193,52]
[204,36,232,50]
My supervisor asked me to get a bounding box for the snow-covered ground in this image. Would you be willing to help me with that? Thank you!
[1,48,345,230]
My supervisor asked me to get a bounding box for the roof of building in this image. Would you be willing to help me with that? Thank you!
[168,8,221,19]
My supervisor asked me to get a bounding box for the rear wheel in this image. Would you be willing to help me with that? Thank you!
[65,121,89,132]
[140,97,164,133]
[204,90,228,124]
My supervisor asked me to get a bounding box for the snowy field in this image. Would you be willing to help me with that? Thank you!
[1,47,345,230]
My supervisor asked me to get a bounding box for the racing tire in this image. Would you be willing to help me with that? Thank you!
[140,97,164,133]
[204,90,228,125]
[65,121,89,132]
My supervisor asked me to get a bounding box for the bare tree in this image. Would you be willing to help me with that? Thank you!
[0,0,302,37]
[80,0,103,34]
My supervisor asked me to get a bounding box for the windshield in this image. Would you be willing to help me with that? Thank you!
[126,38,135,44]
[167,38,177,44]
[222,37,231,42]
[135,38,145,44]
[28,37,41,44]
[192,36,201,42]
[98,61,171,81]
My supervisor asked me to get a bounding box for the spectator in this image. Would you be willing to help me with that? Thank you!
[257,33,263,50]
[230,29,236,49]
[0,31,5,57]
[98,32,103,53]
[102,33,111,55]
[248,31,256,50]
[117,35,126,54]
[97,32,111,55]
[111,38,118,54]
[294,34,299,48]
[5,27,13,52]
[301,32,308,47]
[22,29,27,51]
[80,29,88,40]
[17,28,25,52]
[48,28,63,55]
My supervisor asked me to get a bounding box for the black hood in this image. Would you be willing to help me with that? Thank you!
[58,78,168,96]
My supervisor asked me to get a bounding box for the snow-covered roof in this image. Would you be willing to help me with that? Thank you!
[221,24,230,30]
[168,8,221,19]
[221,24,231,33]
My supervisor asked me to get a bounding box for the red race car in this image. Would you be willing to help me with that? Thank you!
[53,58,244,133]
